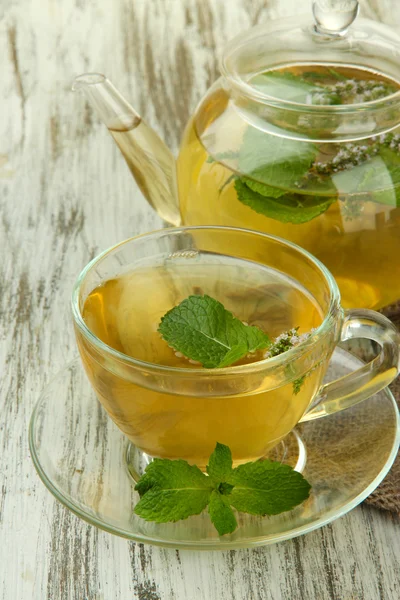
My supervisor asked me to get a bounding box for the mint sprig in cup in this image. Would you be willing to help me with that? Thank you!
[72,227,400,534]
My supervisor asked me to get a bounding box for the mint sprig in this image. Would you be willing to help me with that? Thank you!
[209,71,400,222]
[235,179,333,224]
[233,126,335,224]
[158,295,311,394]
[238,127,317,191]
[134,443,311,536]
[158,294,270,368]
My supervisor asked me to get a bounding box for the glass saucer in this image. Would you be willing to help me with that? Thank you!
[29,348,399,550]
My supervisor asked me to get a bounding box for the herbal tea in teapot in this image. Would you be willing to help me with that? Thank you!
[178,63,400,310]
[74,1,400,310]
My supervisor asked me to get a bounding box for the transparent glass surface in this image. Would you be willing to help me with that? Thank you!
[71,227,399,468]
[72,227,340,467]
[176,16,400,310]
[29,348,400,550]
[75,10,400,311]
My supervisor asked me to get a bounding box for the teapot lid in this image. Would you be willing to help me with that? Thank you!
[195,1,400,198]
[221,0,400,138]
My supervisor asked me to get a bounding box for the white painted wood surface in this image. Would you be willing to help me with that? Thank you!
[1,0,400,598]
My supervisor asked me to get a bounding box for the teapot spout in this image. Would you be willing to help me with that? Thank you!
[72,73,181,225]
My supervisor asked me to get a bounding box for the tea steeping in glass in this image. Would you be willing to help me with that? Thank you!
[73,228,400,469]
[74,3,400,310]
[178,63,400,310]
[81,253,324,466]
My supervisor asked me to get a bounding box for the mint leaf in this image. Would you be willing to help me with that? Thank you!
[327,146,400,208]
[215,343,249,369]
[229,460,311,516]
[238,127,317,190]
[251,71,319,104]
[371,147,400,206]
[208,490,237,536]
[233,127,333,223]
[134,459,212,523]
[243,324,272,352]
[243,177,287,199]
[235,179,333,224]
[158,294,270,368]
[332,154,396,200]
[134,487,211,523]
[135,458,211,494]
[135,474,155,498]
[206,442,233,482]
[206,151,240,164]
[252,70,356,105]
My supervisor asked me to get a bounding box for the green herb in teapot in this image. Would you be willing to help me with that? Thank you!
[178,63,400,311]
[251,64,398,105]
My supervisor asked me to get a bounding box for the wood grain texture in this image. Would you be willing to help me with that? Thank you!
[1,0,400,598]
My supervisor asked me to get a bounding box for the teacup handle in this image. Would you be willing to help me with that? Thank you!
[300,309,400,422]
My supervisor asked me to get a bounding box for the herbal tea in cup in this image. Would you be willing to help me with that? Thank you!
[72,227,400,468]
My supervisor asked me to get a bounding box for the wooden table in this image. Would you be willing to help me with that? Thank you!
[2,0,400,598]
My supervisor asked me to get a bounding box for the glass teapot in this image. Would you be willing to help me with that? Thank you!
[73,0,400,311]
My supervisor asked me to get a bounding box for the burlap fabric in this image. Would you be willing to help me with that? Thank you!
[363,304,400,514]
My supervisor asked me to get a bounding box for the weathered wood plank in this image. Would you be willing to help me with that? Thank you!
[1,0,400,599]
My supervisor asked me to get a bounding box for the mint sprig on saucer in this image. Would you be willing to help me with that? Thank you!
[134,443,311,536]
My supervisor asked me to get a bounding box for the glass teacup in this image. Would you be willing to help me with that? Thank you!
[72,226,399,468]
